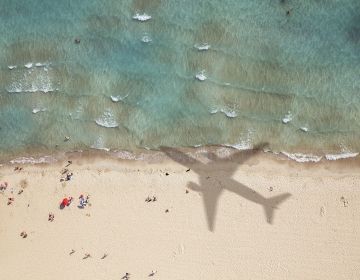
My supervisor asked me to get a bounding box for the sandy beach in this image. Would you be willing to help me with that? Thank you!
[1,148,360,280]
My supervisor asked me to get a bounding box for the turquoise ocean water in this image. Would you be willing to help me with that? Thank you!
[0,0,359,161]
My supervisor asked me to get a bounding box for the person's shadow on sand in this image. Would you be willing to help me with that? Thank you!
[160,143,291,231]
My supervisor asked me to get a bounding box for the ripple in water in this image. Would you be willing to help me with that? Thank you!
[141,34,152,43]
[95,110,119,128]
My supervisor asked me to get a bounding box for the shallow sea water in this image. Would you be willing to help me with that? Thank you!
[0,0,359,161]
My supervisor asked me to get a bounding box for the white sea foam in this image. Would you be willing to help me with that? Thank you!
[226,142,253,150]
[281,152,322,163]
[110,95,121,102]
[282,111,292,124]
[35,62,47,67]
[225,129,254,150]
[110,94,129,102]
[209,107,237,118]
[95,110,119,128]
[195,70,207,81]
[300,127,308,132]
[132,13,151,21]
[24,62,33,69]
[141,35,152,43]
[220,108,237,118]
[10,156,56,164]
[32,108,47,114]
[194,43,210,51]
[8,65,17,70]
[6,66,56,93]
[325,152,359,161]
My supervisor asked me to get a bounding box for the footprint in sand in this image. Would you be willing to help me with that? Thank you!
[340,196,349,207]
[320,206,326,217]
[172,244,185,259]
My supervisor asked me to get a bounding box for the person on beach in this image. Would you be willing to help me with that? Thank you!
[60,197,73,209]
[78,194,88,208]
[60,172,73,182]
[0,181,8,191]
[149,270,157,277]
[83,253,91,259]
[48,213,55,222]
[61,168,68,175]
[7,197,14,205]
[122,273,130,279]
[145,196,157,202]
[66,172,73,181]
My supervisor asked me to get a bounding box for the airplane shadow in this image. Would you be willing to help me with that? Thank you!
[160,143,291,232]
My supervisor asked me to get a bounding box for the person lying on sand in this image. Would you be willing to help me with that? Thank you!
[61,168,69,175]
[20,231,27,238]
[48,213,55,222]
[78,194,88,208]
[145,196,157,202]
[149,270,157,277]
[60,197,73,209]
[83,253,91,259]
[7,197,14,205]
[0,181,8,191]
[66,172,73,181]
[121,273,130,279]
[60,172,74,182]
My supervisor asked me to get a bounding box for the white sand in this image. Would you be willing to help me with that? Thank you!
[0,150,359,279]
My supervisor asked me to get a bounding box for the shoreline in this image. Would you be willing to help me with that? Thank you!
[2,144,360,168]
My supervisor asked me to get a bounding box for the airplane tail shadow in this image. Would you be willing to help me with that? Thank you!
[263,193,292,224]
